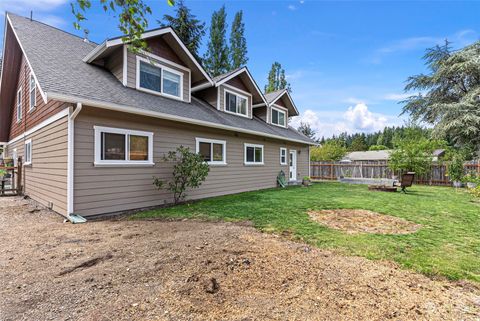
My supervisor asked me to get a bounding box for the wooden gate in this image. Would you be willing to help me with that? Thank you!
[0,157,23,196]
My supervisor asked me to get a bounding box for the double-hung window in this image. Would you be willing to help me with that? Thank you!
[29,74,36,111]
[280,148,287,165]
[244,143,264,165]
[16,88,22,123]
[196,138,226,165]
[24,139,32,165]
[94,126,154,166]
[271,106,286,127]
[225,90,248,117]
[137,57,183,99]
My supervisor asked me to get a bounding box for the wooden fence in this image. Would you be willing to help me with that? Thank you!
[310,160,480,186]
[0,157,23,196]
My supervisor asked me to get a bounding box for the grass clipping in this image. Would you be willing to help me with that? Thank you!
[308,209,421,235]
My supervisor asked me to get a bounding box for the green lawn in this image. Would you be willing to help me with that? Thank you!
[133,182,480,282]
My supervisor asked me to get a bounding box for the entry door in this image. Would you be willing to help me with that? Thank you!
[289,150,297,181]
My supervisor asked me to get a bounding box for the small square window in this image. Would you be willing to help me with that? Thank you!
[196,138,226,165]
[271,107,286,127]
[225,90,248,116]
[244,144,264,165]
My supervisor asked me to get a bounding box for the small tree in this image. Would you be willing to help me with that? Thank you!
[369,144,388,151]
[388,136,445,175]
[153,146,209,204]
[310,141,347,161]
[446,153,465,183]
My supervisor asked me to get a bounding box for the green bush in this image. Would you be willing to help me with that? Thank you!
[153,146,210,204]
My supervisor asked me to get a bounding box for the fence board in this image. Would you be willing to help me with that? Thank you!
[310,160,480,186]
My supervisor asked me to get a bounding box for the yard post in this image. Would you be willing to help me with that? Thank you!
[16,157,23,195]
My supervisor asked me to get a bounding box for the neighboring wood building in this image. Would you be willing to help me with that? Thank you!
[0,13,314,218]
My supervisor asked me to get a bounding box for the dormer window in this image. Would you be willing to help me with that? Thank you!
[137,57,183,100]
[225,90,247,117]
[271,106,286,127]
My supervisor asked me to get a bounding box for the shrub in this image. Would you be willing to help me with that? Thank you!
[153,146,210,204]
[368,145,389,151]
[310,141,347,161]
[446,153,465,182]
[468,185,480,198]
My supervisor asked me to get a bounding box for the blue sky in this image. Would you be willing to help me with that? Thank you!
[1,0,479,138]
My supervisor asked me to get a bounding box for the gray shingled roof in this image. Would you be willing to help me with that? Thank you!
[8,14,314,144]
[212,67,243,83]
[264,89,286,104]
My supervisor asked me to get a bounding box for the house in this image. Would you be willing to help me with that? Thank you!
[340,149,447,163]
[340,150,391,162]
[0,13,314,218]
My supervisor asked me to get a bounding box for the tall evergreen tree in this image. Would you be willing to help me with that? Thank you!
[159,0,205,60]
[265,62,291,93]
[229,11,248,69]
[297,122,316,140]
[203,5,230,77]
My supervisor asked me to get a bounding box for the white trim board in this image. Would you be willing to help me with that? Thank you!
[46,91,316,145]
[8,108,70,145]
[6,14,48,104]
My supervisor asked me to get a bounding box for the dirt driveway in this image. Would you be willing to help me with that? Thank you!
[1,197,479,321]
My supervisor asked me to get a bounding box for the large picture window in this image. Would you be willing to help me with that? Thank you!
[137,57,183,99]
[244,143,264,165]
[225,90,248,117]
[94,126,154,166]
[196,138,226,165]
[271,106,286,127]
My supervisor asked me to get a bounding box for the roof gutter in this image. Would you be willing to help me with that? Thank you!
[191,82,213,92]
[82,41,107,63]
[46,92,316,146]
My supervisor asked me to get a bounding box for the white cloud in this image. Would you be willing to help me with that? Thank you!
[290,104,400,139]
[288,4,297,11]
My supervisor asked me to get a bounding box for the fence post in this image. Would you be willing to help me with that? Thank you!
[16,157,22,195]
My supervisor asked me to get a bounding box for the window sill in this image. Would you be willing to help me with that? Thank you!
[93,162,155,167]
[24,162,32,166]
[136,86,183,102]
[244,162,264,166]
[207,162,228,166]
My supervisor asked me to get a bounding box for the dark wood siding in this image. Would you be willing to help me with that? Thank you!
[8,55,68,141]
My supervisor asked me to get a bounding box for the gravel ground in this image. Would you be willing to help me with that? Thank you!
[1,197,479,321]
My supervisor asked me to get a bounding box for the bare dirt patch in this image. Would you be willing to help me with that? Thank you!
[308,209,422,235]
[1,197,479,321]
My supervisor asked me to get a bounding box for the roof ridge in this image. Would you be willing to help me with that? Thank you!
[6,12,98,47]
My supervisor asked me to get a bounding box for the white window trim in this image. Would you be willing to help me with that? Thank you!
[195,137,227,165]
[244,143,264,166]
[135,56,184,101]
[24,139,32,165]
[29,73,36,112]
[16,87,22,123]
[94,125,154,167]
[280,147,287,165]
[271,105,287,128]
[224,88,249,118]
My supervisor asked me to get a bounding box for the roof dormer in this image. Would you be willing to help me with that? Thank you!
[193,67,266,119]
[83,27,213,102]
[256,89,299,128]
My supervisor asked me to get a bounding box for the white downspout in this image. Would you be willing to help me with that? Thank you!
[67,102,82,217]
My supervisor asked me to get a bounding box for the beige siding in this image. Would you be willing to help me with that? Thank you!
[6,116,68,215]
[74,107,309,216]
[218,85,253,119]
[126,50,190,101]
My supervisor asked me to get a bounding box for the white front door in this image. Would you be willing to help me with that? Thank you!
[289,150,297,181]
